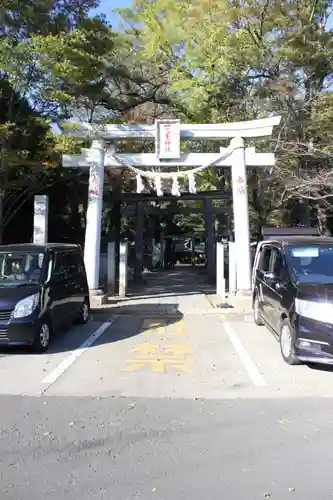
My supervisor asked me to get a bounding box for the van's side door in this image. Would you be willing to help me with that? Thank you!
[264,247,286,332]
[48,252,71,330]
[255,244,274,323]
[65,251,84,318]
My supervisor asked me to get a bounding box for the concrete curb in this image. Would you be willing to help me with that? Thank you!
[98,309,251,317]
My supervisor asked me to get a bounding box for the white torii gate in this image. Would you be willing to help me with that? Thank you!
[62,116,280,295]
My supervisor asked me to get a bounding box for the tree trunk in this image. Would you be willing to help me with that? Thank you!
[0,151,8,245]
[317,204,330,235]
[0,194,4,244]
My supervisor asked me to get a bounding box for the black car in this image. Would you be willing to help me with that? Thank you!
[252,236,333,366]
[0,243,89,352]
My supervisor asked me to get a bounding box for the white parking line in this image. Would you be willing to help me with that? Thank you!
[223,321,267,387]
[42,318,115,389]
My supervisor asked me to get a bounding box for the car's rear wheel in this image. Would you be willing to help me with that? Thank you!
[279,318,302,365]
[32,319,51,353]
[253,293,264,326]
[77,299,90,325]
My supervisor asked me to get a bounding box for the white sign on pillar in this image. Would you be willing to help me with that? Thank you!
[84,139,105,293]
[119,241,128,297]
[160,232,165,269]
[216,242,226,299]
[33,195,49,245]
[230,137,252,293]
[228,241,237,294]
[107,241,116,295]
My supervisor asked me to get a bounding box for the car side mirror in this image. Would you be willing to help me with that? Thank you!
[264,271,276,281]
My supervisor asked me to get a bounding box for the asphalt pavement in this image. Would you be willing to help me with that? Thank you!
[1,394,333,499]
[1,269,333,499]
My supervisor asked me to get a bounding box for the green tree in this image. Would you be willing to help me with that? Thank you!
[0,1,107,240]
[119,0,333,232]
[0,78,58,242]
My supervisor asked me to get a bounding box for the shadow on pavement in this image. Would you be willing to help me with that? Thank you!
[0,266,208,356]
[307,362,333,373]
[0,303,183,356]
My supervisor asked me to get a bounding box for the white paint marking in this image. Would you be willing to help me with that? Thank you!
[42,319,114,386]
[223,321,267,387]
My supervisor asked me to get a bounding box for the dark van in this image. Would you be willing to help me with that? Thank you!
[252,235,333,366]
[0,243,89,352]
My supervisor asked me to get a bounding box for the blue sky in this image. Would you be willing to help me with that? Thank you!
[90,0,131,27]
[92,1,333,30]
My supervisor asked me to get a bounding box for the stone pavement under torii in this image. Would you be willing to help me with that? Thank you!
[113,267,214,316]
[106,266,252,317]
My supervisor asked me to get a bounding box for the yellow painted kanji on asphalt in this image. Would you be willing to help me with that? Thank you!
[122,342,193,373]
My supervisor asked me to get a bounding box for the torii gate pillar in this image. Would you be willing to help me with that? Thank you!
[230,137,251,293]
[84,139,105,293]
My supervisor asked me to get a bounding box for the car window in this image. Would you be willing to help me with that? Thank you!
[66,252,85,275]
[75,253,85,273]
[271,248,284,277]
[287,245,333,284]
[63,253,79,276]
[53,253,66,275]
[0,251,45,285]
[70,252,84,274]
[258,246,272,272]
[53,252,83,279]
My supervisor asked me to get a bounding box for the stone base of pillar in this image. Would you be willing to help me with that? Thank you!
[235,289,253,297]
[89,288,105,296]
[89,292,108,307]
